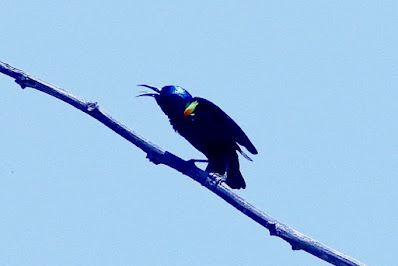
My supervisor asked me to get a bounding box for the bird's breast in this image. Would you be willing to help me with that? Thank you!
[170,115,236,158]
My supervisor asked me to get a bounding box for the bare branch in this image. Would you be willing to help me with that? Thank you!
[0,61,365,266]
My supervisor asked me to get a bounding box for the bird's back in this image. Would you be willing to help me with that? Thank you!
[171,98,248,155]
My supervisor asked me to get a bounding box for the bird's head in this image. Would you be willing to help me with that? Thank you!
[138,85,196,118]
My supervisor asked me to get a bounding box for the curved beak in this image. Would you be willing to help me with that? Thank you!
[136,84,160,98]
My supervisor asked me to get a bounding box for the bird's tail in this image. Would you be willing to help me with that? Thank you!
[225,152,246,189]
[206,151,246,189]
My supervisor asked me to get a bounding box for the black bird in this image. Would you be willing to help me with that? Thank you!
[138,85,258,189]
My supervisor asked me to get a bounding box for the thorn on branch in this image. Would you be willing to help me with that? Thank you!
[291,243,302,251]
[269,222,278,236]
[269,223,302,251]
[146,153,162,165]
[85,102,98,112]
[15,76,36,89]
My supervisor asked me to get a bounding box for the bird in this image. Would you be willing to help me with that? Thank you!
[137,85,258,189]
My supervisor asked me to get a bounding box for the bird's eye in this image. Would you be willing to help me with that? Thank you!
[184,101,199,116]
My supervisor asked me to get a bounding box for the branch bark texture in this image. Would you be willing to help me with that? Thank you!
[0,61,365,266]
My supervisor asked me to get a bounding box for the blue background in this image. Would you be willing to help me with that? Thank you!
[1,2,397,265]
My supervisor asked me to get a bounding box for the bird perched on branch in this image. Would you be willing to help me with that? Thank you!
[138,85,257,189]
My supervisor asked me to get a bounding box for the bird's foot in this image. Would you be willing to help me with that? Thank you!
[209,172,227,187]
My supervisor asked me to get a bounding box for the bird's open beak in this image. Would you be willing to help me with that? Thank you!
[136,84,160,97]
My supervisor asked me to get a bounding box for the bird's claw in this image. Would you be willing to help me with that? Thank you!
[209,172,227,187]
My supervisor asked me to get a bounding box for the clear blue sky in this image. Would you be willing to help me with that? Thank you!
[1,1,397,265]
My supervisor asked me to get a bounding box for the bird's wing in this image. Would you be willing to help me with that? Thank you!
[195,98,258,155]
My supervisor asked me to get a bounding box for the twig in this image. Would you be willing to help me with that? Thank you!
[0,61,365,266]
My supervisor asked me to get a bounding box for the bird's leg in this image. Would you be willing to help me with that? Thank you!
[187,159,208,166]
[214,161,229,186]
